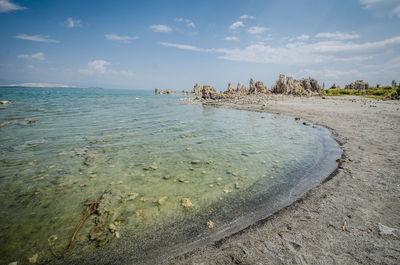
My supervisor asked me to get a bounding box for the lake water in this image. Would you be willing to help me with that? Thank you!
[0,87,341,264]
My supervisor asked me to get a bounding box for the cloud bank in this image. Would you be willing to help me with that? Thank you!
[15,34,59,43]
[18,52,45,60]
[149,24,173,32]
[0,0,26,13]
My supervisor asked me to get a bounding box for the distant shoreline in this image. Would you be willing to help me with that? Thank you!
[0,83,87,88]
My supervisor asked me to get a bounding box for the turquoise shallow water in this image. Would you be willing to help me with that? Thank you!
[0,87,341,264]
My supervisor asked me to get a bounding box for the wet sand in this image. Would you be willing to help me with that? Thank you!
[169,95,400,264]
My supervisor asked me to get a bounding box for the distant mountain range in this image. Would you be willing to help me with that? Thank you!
[0,83,86,88]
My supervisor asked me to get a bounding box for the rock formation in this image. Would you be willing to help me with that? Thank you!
[344,80,368,92]
[201,85,224,100]
[255,81,268,94]
[236,82,248,94]
[156,89,177,95]
[392,80,396,88]
[248,78,256,94]
[226,82,234,93]
[192,83,202,95]
[248,78,269,94]
[329,83,340,89]
[271,74,322,96]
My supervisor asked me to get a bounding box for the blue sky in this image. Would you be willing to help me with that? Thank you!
[0,0,399,90]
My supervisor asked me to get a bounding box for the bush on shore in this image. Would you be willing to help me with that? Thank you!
[323,86,398,99]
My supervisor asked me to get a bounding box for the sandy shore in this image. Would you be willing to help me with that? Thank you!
[169,95,400,264]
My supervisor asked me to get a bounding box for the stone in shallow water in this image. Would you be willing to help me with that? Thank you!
[178,178,188,183]
[190,160,200,164]
[28,253,38,263]
[109,224,116,233]
[157,196,168,206]
[181,198,194,211]
[207,220,214,229]
[127,192,139,201]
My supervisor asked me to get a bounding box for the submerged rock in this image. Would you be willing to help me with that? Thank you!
[207,220,214,229]
[157,196,168,206]
[108,224,116,233]
[28,253,38,263]
[0,118,37,127]
[89,189,123,247]
[0,100,12,104]
[181,198,194,211]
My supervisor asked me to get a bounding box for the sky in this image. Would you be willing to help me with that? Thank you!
[0,0,399,90]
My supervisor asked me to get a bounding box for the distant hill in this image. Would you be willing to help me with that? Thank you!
[0,82,85,88]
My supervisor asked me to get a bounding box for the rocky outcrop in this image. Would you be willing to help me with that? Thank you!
[156,89,177,95]
[299,78,322,94]
[272,74,322,96]
[255,81,268,94]
[226,82,234,93]
[248,78,256,94]
[329,83,340,89]
[392,80,397,89]
[272,74,296,94]
[345,80,369,92]
[201,85,224,100]
[192,83,202,95]
[236,82,248,94]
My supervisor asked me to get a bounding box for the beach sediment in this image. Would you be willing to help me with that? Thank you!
[169,95,400,264]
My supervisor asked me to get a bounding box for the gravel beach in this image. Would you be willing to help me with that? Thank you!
[169,95,400,264]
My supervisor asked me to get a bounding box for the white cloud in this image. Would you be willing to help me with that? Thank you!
[65,17,82,28]
[174,18,196,28]
[224,36,239,41]
[159,35,400,65]
[359,0,400,17]
[149,24,173,32]
[240,14,256,19]
[316,31,360,40]
[229,21,244,30]
[105,34,139,41]
[79,60,135,78]
[18,52,45,60]
[289,34,310,41]
[248,26,269,35]
[15,34,59,43]
[159,42,212,52]
[80,60,110,74]
[0,0,26,13]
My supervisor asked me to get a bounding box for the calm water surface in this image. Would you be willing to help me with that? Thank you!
[0,87,341,264]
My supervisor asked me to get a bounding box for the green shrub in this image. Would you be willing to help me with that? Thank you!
[297,86,305,91]
[324,86,397,99]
